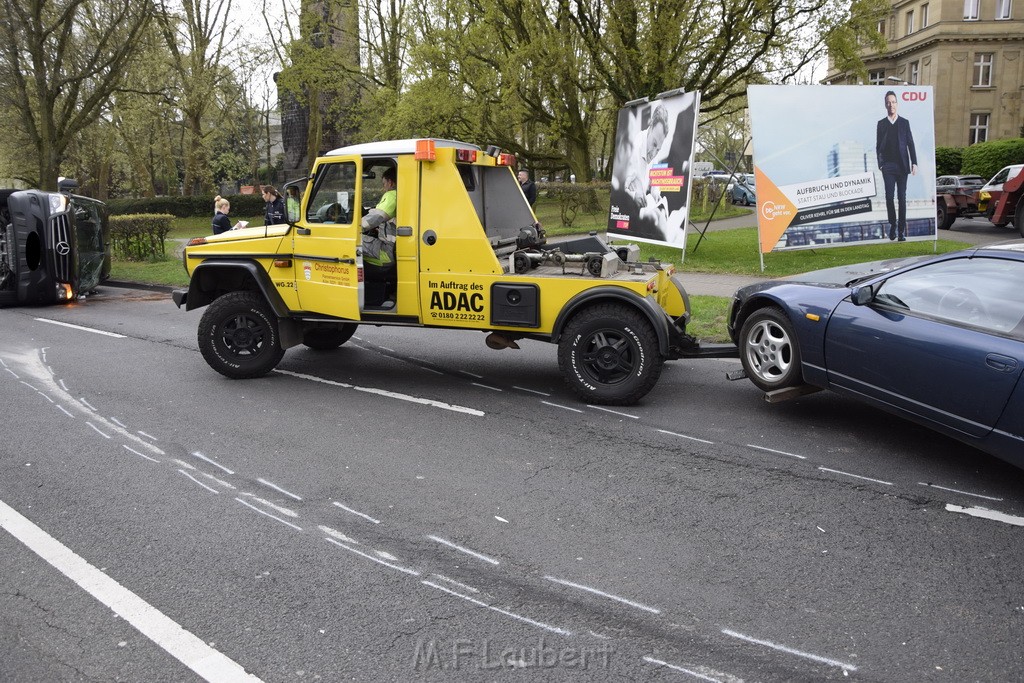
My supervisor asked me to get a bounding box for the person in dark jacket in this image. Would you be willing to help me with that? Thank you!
[875,90,918,241]
[262,185,286,226]
[212,196,232,234]
[518,170,537,207]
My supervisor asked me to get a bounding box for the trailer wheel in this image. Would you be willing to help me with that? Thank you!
[198,291,284,378]
[303,323,357,350]
[558,303,663,406]
[936,199,953,230]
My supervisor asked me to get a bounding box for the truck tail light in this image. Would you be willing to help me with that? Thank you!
[497,153,515,166]
[415,139,436,161]
[455,149,477,163]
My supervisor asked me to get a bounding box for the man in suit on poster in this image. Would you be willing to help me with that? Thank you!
[876,90,918,241]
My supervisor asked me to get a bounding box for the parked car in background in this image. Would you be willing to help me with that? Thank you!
[727,241,1024,469]
[729,174,756,205]
[977,164,1024,226]
[935,174,986,230]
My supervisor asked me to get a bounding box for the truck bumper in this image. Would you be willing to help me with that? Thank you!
[172,289,187,308]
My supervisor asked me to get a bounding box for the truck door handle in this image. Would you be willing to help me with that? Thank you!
[296,227,311,235]
[340,258,356,264]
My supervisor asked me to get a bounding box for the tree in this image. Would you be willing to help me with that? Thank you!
[0,0,155,189]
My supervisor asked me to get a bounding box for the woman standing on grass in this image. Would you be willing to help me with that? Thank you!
[212,196,232,234]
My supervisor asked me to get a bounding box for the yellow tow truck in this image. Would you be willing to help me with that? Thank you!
[173,139,732,405]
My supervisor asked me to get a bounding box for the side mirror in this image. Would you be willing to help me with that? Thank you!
[850,284,874,306]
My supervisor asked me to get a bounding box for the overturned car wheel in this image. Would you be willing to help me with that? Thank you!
[557,303,663,406]
[198,291,285,379]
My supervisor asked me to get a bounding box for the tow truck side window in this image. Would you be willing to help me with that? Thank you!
[307,162,357,224]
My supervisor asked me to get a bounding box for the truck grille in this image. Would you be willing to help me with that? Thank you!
[49,212,73,282]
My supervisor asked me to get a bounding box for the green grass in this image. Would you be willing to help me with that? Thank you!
[111,253,190,287]
[687,295,733,343]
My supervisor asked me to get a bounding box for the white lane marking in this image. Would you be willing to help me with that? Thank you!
[427,535,500,565]
[256,478,302,501]
[325,538,420,576]
[0,498,262,682]
[818,467,893,486]
[946,504,1024,527]
[6,350,163,457]
[541,400,583,413]
[238,493,298,518]
[58,379,67,391]
[471,382,502,392]
[57,405,75,418]
[34,318,127,338]
[419,366,444,376]
[20,380,37,391]
[191,451,234,475]
[513,385,550,396]
[173,459,196,471]
[332,501,380,524]
[494,516,509,523]
[422,580,571,636]
[318,525,360,545]
[642,657,725,682]
[200,472,236,490]
[0,358,7,367]
[110,417,127,429]
[657,429,714,445]
[234,498,302,532]
[431,574,480,594]
[37,391,55,404]
[274,369,485,416]
[459,370,483,379]
[543,575,660,614]
[588,405,639,419]
[722,628,857,672]
[178,470,219,494]
[138,431,158,442]
[919,483,1003,502]
[747,444,807,460]
[375,550,399,561]
[123,445,160,463]
[4,367,18,378]
[86,422,111,439]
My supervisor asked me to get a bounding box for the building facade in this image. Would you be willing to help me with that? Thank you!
[826,0,1023,147]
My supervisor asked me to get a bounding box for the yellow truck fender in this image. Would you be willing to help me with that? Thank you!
[551,286,681,356]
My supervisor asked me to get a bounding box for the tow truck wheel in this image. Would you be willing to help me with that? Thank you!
[558,303,663,406]
[303,323,358,350]
[937,199,952,230]
[198,291,285,379]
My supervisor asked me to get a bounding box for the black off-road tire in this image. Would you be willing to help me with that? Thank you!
[936,199,953,230]
[557,303,663,406]
[738,306,804,393]
[198,291,285,379]
[303,323,358,350]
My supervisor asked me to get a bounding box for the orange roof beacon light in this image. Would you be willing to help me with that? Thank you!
[414,139,436,161]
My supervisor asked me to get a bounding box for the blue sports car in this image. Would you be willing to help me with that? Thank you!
[727,241,1024,468]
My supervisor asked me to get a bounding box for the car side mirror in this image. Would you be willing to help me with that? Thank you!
[850,284,874,306]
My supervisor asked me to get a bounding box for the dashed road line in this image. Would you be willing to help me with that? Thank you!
[919,482,1002,502]
[179,470,219,494]
[332,501,380,524]
[544,575,660,614]
[747,444,806,459]
[427,535,500,565]
[657,429,714,445]
[588,405,639,419]
[33,318,127,338]
[642,657,725,682]
[235,498,302,532]
[123,445,160,463]
[325,537,420,576]
[818,467,893,486]
[541,400,583,413]
[192,451,234,475]
[257,478,303,501]
[722,628,857,673]
[422,580,571,636]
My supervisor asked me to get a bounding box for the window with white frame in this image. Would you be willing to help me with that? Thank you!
[996,0,1012,18]
[964,0,980,19]
[906,9,915,33]
[909,61,920,84]
[869,70,886,85]
[969,114,990,144]
[921,3,929,26]
[974,53,994,87]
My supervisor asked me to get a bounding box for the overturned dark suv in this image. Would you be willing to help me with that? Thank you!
[0,183,110,307]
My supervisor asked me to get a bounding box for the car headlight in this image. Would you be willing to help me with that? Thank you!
[48,193,68,214]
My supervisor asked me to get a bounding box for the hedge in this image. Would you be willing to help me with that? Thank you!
[935,147,963,176]
[110,214,175,261]
[960,138,1024,181]
[106,193,266,218]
